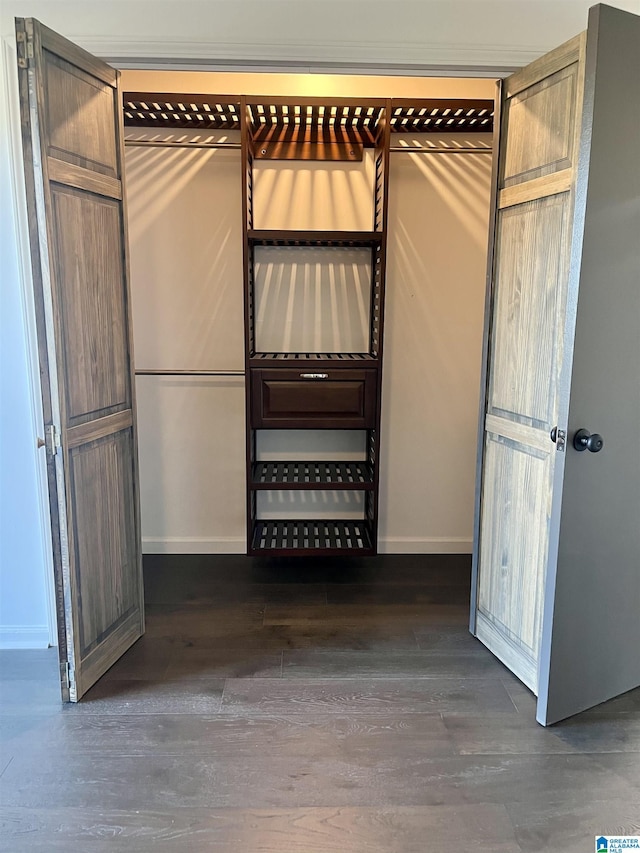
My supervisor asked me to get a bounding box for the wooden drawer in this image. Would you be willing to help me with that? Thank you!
[251,368,377,429]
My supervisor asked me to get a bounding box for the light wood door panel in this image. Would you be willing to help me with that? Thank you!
[43,51,118,176]
[51,187,130,423]
[474,33,586,692]
[488,194,571,427]
[70,431,138,654]
[478,434,549,686]
[17,18,143,701]
[501,61,581,187]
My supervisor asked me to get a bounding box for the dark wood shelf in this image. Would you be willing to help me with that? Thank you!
[251,461,374,490]
[250,519,375,555]
[122,94,494,136]
[247,230,384,247]
[390,99,494,133]
[123,93,241,129]
[246,97,386,147]
[250,353,379,369]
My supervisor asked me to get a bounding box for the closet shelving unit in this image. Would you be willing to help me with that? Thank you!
[241,96,390,557]
[122,92,494,557]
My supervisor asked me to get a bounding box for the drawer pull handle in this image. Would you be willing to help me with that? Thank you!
[300,373,329,380]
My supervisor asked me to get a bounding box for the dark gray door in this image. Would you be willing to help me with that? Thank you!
[16,18,144,701]
[537,3,640,725]
[473,3,640,725]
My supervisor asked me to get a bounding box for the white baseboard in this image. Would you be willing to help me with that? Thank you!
[143,537,246,554]
[379,537,472,554]
[143,536,471,555]
[0,626,50,649]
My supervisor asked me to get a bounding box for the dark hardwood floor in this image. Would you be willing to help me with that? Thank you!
[1,554,639,852]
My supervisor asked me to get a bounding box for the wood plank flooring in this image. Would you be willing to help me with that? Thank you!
[1,554,639,852]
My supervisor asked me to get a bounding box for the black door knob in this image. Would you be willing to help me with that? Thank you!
[573,428,604,453]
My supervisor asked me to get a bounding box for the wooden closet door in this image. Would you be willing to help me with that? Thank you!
[16,18,144,700]
[472,34,586,693]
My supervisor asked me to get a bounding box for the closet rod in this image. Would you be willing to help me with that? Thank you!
[124,140,241,150]
[135,369,245,376]
[389,146,492,154]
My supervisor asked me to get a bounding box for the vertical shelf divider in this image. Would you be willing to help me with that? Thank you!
[241,96,256,554]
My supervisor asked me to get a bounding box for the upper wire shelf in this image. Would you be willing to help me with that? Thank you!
[390,99,494,132]
[123,93,241,129]
[123,94,495,135]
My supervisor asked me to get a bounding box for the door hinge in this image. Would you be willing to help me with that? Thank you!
[63,660,76,691]
[46,424,60,456]
[15,30,34,67]
[16,30,27,68]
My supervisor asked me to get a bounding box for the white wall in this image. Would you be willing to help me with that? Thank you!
[125,136,247,552]
[2,0,635,644]
[0,41,52,648]
[380,139,492,551]
[3,1,640,69]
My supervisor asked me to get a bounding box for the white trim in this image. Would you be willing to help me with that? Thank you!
[379,537,473,554]
[143,537,246,554]
[0,626,50,650]
[74,35,539,72]
[2,37,58,648]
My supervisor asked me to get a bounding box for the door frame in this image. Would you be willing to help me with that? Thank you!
[4,32,511,648]
[468,78,502,637]
[2,34,58,647]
